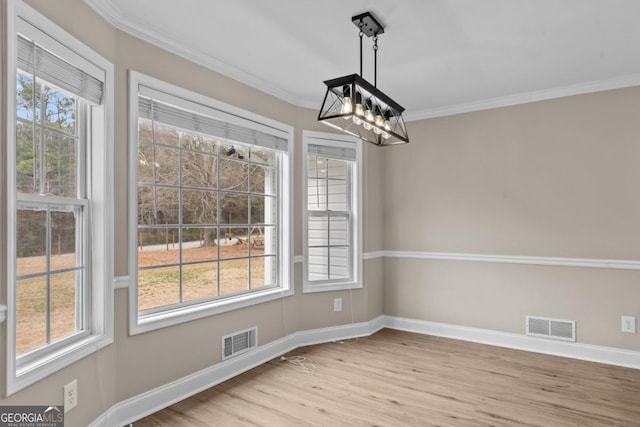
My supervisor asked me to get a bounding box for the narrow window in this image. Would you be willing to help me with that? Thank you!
[7,1,113,394]
[303,131,361,292]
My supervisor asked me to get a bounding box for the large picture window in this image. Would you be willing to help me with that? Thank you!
[129,72,292,334]
[303,131,361,292]
[6,1,113,394]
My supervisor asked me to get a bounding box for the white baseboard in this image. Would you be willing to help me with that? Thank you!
[383,315,640,370]
[89,317,383,427]
[90,314,640,426]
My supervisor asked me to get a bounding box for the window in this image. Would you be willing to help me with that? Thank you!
[303,131,361,292]
[128,72,292,334]
[6,1,113,394]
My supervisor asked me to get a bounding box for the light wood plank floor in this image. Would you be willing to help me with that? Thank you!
[135,329,640,426]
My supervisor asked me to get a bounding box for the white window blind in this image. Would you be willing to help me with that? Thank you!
[138,94,288,152]
[17,35,103,105]
[307,143,356,162]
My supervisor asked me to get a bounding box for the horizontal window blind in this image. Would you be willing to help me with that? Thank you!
[138,96,288,152]
[17,35,103,104]
[307,143,356,161]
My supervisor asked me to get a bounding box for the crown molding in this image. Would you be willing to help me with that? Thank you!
[84,1,640,120]
[403,74,640,122]
[83,0,311,108]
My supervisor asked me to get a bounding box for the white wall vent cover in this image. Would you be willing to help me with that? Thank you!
[222,326,257,360]
[526,316,576,342]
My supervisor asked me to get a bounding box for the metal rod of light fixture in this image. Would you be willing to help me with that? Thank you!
[359,29,364,77]
[373,36,378,87]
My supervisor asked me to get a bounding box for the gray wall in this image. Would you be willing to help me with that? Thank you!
[2,1,639,426]
[383,88,640,351]
[0,1,384,426]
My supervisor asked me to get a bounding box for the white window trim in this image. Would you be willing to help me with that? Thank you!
[302,130,362,293]
[5,0,114,395]
[128,71,293,335]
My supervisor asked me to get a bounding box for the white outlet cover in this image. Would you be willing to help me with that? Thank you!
[64,379,78,413]
[333,298,342,312]
[621,316,636,334]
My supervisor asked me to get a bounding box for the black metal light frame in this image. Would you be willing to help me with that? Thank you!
[318,12,409,146]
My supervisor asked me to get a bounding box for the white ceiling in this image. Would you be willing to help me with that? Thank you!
[85,0,640,120]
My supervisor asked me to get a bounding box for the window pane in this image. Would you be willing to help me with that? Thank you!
[249,164,274,194]
[183,227,219,258]
[16,72,40,122]
[149,187,180,225]
[16,122,40,194]
[330,247,350,280]
[182,151,217,188]
[250,255,276,289]
[257,226,277,256]
[220,158,248,192]
[182,190,217,225]
[308,247,328,281]
[154,146,179,185]
[44,130,76,197]
[330,216,349,246]
[138,118,153,144]
[50,270,77,342]
[250,147,274,166]
[137,143,154,184]
[182,262,218,303]
[220,193,249,225]
[137,185,156,225]
[307,177,327,210]
[137,227,180,267]
[219,259,249,295]
[183,133,217,154]
[153,123,179,146]
[16,276,47,355]
[308,156,327,179]
[327,178,348,211]
[220,227,249,258]
[50,210,78,271]
[327,159,347,179]
[308,216,328,247]
[17,209,47,276]
[220,142,248,160]
[43,85,76,135]
[138,266,180,311]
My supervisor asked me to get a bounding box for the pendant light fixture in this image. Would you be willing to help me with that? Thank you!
[318,12,409,146]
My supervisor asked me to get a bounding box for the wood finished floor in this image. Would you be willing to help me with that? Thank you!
[135,329,640,426]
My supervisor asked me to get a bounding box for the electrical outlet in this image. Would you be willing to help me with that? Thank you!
[63,379,78,413]
[621,316,636,334]
[333,298,342,312]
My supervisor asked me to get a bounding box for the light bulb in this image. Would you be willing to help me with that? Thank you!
[374,114,384,134]
[353,101,364,125]
[341,97,353,115]
[363,107,374,130]
[382,131,391,139]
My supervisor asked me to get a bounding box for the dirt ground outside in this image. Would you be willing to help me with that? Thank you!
[16,243,267,355]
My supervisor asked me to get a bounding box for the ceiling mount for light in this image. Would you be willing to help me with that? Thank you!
[318,11,409,146]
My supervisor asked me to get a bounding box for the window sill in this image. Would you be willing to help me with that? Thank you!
[131,286,294,335]
[303,281,362,293]
[9,333,113,396]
